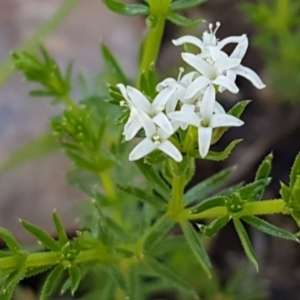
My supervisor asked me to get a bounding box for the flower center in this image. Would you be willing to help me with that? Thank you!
[201,119,210,127]
[152,134,161,145]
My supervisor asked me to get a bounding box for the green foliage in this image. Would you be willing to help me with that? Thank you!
[166,12,203,27]
[102,0,149,16]
[12,47,73,104]
[171,0,206,11]
[243,0,300,102]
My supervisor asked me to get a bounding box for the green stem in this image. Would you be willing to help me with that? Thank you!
[99,171,117,202]
[138,0,171,81]
[0,247,111,274]
[168,173,185,217]
[184,199,285,220]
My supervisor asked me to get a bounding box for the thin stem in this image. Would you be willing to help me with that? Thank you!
[138,0,171,81]
[168,174,185,217]
[184,199,285,220]
[99,171,117,202]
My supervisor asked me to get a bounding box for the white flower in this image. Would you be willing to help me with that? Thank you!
[156,69,198,114]
[129,114,182,162]
[168,85,244,158]
[182,52,241,99]
[173,22,266,93]
[117,84,175,140]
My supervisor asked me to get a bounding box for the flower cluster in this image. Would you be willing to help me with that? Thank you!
[118,23,265,162]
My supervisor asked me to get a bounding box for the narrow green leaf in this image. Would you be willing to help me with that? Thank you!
[53,211,68,247]
[108,266,128,294]
[205,139,243,161]
[0,228,21,254]
[167,12,203,27]
[238,178,270,201]
[291,152,300,188]
[41,265,65,300]
[291,176,300,210]
[20,220,60,251]
[180,221,212,277]
[69,264,81,295]
[102,0,149,16]
[138,65,157,99]
[184,167,235,205]
[101,43,128,84]
[228,100,251,118]
[29,89,54,97]
[171,0,206,11]
[242,215,299,242]
[146,256,198,298]
[191,196,227,214]
[204,215,230,237]
[117,184,167,209]
[233,218,258,272]
[66,151,100,173]
[92,202,111,244]
[128,266,142,300]
[135,160,170,199]
[0,262,27,300]
[280,182,291,204]
[25,266,53,279]
[144,215,174,251]
[0,133,58,175]
[255,153,273,181]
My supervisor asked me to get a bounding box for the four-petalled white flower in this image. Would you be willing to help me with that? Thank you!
[118,83,175,141]
[169,85,244,158]
[129,114,182,162]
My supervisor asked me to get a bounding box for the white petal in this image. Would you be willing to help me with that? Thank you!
[230,35,248,59]
[207,46,222,61]
[129,138,156,161]
[234,65,266,89]
[127,86,151,111]
[152,112,174,134]
[184,76,210,100]
[180,72,198,86]
[158,140,182,162]
[124,117,142,141]
[213,75,239,93]
[181,104,196,112]
[138,111,156,137]
[218,34,247,50]
[172,35,203,50]
[198,127,213,158]
[214,101,226,114]
[211,114,244,128]
[153,86,176,110]
[201,84,216,120]
[182,53,213,78]
[165,96,178,114]
[156,77,176,91]
[215,57,241,73]
[168,111,200,127]
[117,83,130,102]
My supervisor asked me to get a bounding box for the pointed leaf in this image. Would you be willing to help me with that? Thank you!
[191,196,227,214]
[291,176,300,210]
[144,215,174,251]
[255,153,273,181]
[108,266,128,294]
[291,152,300,188]
[117,184,167,210]
[128,266,142,300]
[242,215,299,242]
[53,211,68,247]
[228,100,251,118]
[20,220,60,251]
[69,264,81,295]
[25,266,53,279]
[204,215,230,237]
[238,178,270,201]
[280,182,291,204]
[233,218,258,272]
[101,43,128,84]
[135,160,170,199]
[180,221,212,277]
[167,12,203,27]
[0,262,27,300]
[171,0,206,11]
[41,265,65,300]
[146,256,198,298]
[0,228,21,254]
[102,0,149,16]
[208,139,243,160]
[184,167,235,205]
